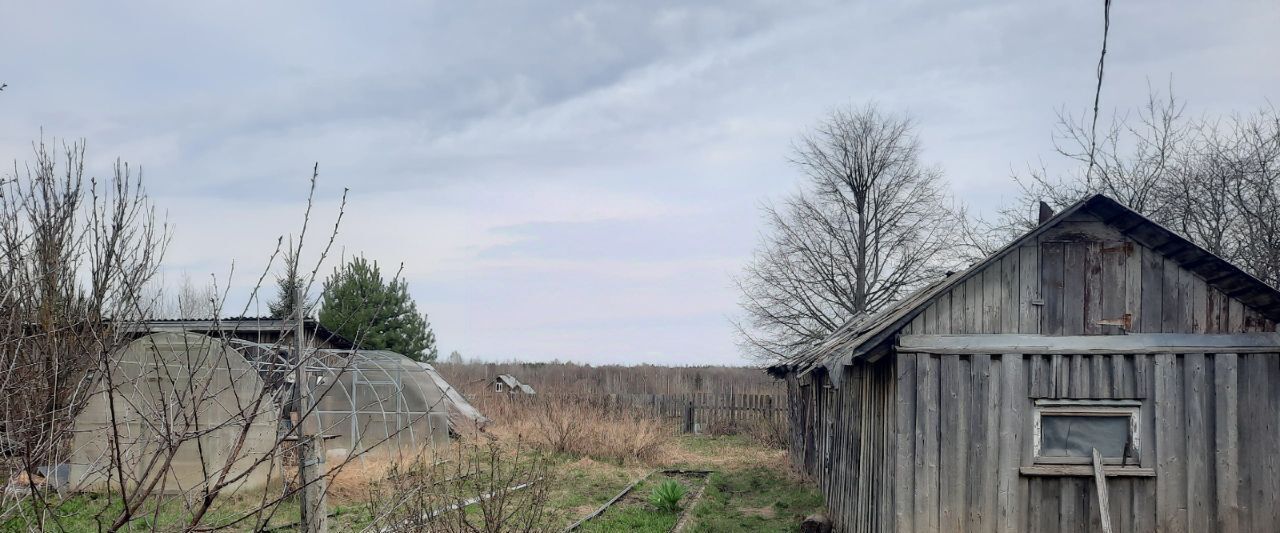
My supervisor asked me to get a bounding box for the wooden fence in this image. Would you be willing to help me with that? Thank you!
[602,392,788,435]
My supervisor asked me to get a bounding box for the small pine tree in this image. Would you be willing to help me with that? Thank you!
[318,257,438,361]
[268,247,307,319]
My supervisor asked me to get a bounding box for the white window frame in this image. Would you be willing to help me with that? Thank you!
[1032,399,1141,466]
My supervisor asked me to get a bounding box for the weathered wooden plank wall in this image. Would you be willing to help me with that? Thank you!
[785,209,1280,532]
[907,213,1277,336]
[787,358,897,533]
[880,351,1278,533]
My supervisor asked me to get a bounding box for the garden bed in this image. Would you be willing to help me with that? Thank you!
[568,470,709,533]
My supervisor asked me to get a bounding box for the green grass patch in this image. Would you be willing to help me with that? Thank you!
[0,492,302,532]
[687,466,824,533]
[541,458,641,528]
[574,475,687,533]
[576,503,678,532]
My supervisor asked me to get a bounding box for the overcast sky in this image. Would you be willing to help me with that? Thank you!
[2,1,1277,366]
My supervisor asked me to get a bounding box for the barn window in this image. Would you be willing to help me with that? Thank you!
[1032,400,1140,466]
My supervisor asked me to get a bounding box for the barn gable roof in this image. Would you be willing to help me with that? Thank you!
[772,194,1280,380]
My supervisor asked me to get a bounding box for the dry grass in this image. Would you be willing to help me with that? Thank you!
[362,438,552,533]
[326,455,414,505]
[483,395,673,465]
[654,435,789,472]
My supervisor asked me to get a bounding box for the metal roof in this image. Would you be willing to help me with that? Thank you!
[136,317,356,349]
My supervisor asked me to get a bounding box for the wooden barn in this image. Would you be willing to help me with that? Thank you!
[768,194,1280,533]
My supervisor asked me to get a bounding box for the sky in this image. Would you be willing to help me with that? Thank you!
[2,1,1278,366]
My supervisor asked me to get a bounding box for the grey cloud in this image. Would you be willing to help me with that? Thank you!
[3,0,1278,364]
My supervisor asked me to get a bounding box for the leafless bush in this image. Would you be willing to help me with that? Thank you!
[531,399,583,456]
[743,415,788,449]
[366,438,551,533]
[0,140,444,532]
[0,139,168,530]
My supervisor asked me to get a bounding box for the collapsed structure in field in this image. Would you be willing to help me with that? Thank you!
[67,318,484,493]
[769,194,1280,532]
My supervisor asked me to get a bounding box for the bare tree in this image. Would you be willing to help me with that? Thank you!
[1213,109,1280,286]
[735,104,961,361]
[999,86,1280,289]
[1004,85,1188,230]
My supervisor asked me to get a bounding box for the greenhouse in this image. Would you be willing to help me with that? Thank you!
[67,330,483,494]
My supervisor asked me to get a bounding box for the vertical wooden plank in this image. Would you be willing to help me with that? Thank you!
[967,275,984,334]
[1155,353,1188,533]
[983,261,1001,334]
[1228,299,1245,333]
[1091,354,1110,399]
[1133,357,1157,530]
[1185,353,1210,533]
[1102,241,1128,335]
[1050,353,1064,399]
[1084,240,1103,334]
[1063,242,1087,335]
[1207,289,1225,334]
[1260,352,1279,529]
[1237,353,1256,532]
[996,354,1025,533]
[967,355,990,532]
[952,286,966,334]
[937,292,952,335]
[1018,245,1041,334]
[1140,246,1164,333]
[1060,477,1084,532]
[1134,353,1151,400]
[1191,277,1208,334]
[1214,353,1239,533]
[1112,478,1136,533]
[1125,240,1143,332]
[914,355,941,533]
[940,355,968,532]
[1162,259,1182,333]
[979,354,1001,531]
[1111,354,1129,399]
[1031,478,1059,533]
[846,368,859,531]
[1243,309,1260,333]
[1001,254,1019,334]
[1070,354,1088,398]
[1027,479,1041,532]
[1041,242,1066,336]
[1179,269,1196,333]
[1028,354,1044,399]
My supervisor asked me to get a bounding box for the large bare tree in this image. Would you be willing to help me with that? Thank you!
[735,104,961,361]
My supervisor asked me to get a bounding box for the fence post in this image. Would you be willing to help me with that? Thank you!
[684,401,695,434]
